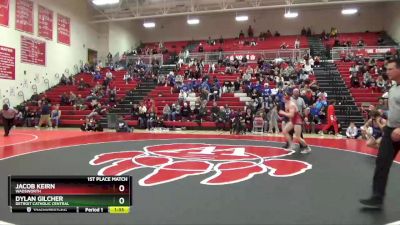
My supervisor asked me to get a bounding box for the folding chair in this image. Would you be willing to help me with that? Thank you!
[252,117,264,134]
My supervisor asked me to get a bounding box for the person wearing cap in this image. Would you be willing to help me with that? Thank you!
[279,92,311,154]
[0,104,18,137]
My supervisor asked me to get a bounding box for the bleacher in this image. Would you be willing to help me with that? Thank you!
[121,61,320,129]
[335,60,385,110]
[143,35,309,54]
[16,32,396,131]
[25,69,138,126]
[323,32,381,49]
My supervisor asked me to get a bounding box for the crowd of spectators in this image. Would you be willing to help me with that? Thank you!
[128,52,334,134]
[344,52,399,147]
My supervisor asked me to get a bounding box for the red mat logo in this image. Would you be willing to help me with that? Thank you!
[89,144,312,186]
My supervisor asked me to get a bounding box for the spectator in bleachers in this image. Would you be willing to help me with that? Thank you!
[234,77,241,92]
[330,27,338,38]
[363,70,373,88]
[294,38,300,49]
[130,104,139,120]
[306,27,312,36]
[346,122,359,139]
[74,94,86,110]
[280,42,288,49]
[350,73,361,88]
[198,43,204,52]
[146,109,157,130]
[123,72,132,84]
[51,104,61,129]
[67,75,74,86]
[197,103,208,122]
[239,30,245,39]
[93,71,101,81]
[138,102,147,128]
[163,104,171,121]
[210,101,219,122]
[216,106,227,130]
[303,61,314,76]
[69,91,76,106]
[320,30,328,40]
[357,37,365,47]
[78,78,89,91]
[349,65,358,76]
[41,93,51,104]
[60,92,69,106]
[180,102,191,122]
[242,71,251,85]
[274,31,281,37]
[31,92,40,104]
[301,27,307,36]
[247,25,254,38]
[60,74,68,85]
[171,103,180,121]
[376,75,386,92]
[266,30,272,38]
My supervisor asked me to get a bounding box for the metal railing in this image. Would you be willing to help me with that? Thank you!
[331,46,399,60]
[125,54,164,66]
[179,48,310,64]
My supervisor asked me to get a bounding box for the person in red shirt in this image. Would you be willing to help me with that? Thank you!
[321,99,340,135]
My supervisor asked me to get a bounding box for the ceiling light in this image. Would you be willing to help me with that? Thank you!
[284,10,298,18]
[235,15,248,22]
[342,8,358,15]
[187,18,200,25]
[143,22,155,28]
[92,0,120,6]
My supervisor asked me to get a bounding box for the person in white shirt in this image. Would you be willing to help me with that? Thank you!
[294,38,300,49]
[303,61,313,75]
[106,71,113,80]
[346,122,359,139]
[123,72,132,84]
[210,63,216,73]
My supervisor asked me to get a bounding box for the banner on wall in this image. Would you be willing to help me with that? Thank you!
[21,35,46,66]
[57,13,70,45]
[38,5,53,40]
[15,0,33,33]
[0,45,16,80]
[0,0,10,27]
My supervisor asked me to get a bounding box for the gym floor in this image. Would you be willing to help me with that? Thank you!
[0,128,399,225]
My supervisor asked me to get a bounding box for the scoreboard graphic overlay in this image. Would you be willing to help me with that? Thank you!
[8,176,132,213]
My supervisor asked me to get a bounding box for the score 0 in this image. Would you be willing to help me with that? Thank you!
[118,184,126,205]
